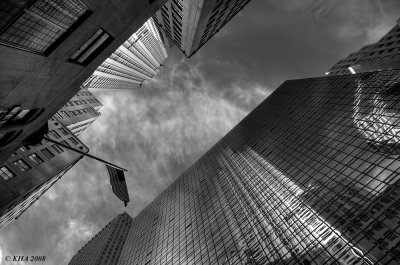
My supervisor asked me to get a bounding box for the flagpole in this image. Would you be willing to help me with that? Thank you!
[43,136,128,172]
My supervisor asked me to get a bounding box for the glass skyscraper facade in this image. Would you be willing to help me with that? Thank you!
[70,70,400,265]
[327,19,400,75]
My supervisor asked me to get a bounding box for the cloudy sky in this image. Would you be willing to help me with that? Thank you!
[1,1,400,264]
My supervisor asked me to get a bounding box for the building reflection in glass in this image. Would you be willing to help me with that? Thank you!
[353,77,400,155]
[71,71,400,265]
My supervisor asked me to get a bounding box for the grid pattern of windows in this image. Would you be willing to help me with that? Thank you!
[71,70,400,265]
[53,87,102,136]
[199,0,251,49]
[154,0,183,48]
[0,166,15,181]
[328,22,400,75]
[13,159,31,172]
[69,213,133,265]
[84,75,139,90]
[0,0,89,54]
[83,18,167,90]
[153,0,252,57]
[0,163,76,230]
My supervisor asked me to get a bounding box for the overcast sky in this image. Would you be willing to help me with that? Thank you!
[1,1,400,264]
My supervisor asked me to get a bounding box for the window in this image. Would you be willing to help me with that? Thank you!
[51,145,63,154]
[0,0,91,54]
[54,112,63,120]
[0,106,21,127]
[61,140,70,147]
[19,146,28,152]
[13,159,31,172]
[0,166,16,181]
[60,128,69,135]
[48,130,61,139]
[41,148,54,159]
[28,153,44,165]
[69,137,79,145]
[69,28,114,66]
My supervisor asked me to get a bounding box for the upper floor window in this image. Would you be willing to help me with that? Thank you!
[40,148,54,159]
[19,146,28,152]
[28,153,44,165]
[0,0,90,54]
[0,166,16,181]
[59,127,69,135]
[48,130,61,139]
[0,106,44,128]
[69,137,79,145]
[69,28,114,66]
[51,144,63,154]
[13,159,31,172]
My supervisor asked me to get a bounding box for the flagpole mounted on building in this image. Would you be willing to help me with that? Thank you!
[42,136,130,207]
[43,136,127,172]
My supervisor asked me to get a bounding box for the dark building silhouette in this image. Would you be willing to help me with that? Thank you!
[70,70,400,265]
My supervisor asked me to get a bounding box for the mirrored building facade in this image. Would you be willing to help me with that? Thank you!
[71,70,400,265]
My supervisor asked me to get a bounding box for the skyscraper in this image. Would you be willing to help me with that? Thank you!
[0,118,89,230]
[0,88,101,230]
[69,213,133,265]
[153,0,252,57]
[0,0,167,164]
[327,18,400,75]
[70,70,400,265]
[84,18,168,90]
[54,88,103,137]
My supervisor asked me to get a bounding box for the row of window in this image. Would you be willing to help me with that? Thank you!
[0,139,78,181]
[76,91,92,96]
[64,98,99,107]
[1,152,45,180]
[0,127,81,181]
[0,0,89,54]
[56,107,96,119]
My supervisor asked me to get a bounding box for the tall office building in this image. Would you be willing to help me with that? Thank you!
[70,70,400,265]
[327,18,400,75]
[84,18,168,90]
[0,0,167,165]
[0,86,102,230]
[0,118,89,230]
[54,88,102,137]
[69,213,133,265]
[153,0,252,57]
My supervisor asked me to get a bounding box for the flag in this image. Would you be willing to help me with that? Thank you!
[106,165,130,207]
